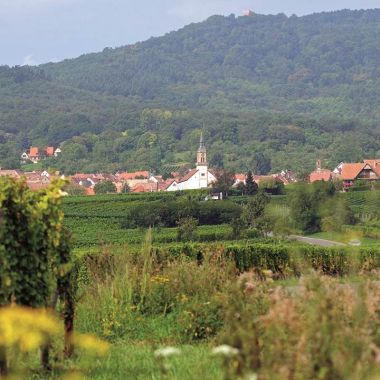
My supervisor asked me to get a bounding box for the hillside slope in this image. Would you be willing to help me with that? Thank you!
[1,10,380,173]
[43,9,380,120]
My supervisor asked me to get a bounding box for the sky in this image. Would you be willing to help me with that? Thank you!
[0,0,379,66]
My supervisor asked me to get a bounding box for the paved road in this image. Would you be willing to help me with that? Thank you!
[290,235,346,247]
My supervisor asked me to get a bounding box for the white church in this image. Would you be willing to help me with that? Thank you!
[166,134,216,191]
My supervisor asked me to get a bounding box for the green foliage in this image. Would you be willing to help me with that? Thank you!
[121,199,242,228]
[241,191,270,231]
[176,217,198,242]
[0,177,78,372]
[245,171,258,196]
[0,177,65,307]
[94,181,117,194]
[1,10,380,174]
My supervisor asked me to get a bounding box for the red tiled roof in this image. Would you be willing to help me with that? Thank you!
[309,169,332,183]
[340,163,366,181]
[85,187,95,196]
[178,169,198,183]
[29,147,39,157]
[118,171,150,180]
[364,159,380,176]
[0,170,21,178]
[131,182,157,193]
[45,147,54,156]
[235,173,246,181]
[159,179,176,191]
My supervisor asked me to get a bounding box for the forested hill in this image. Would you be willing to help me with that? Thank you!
[43,9,380,119]
[1,10,380,174]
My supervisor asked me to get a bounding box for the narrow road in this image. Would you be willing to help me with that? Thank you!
[290,235,346,247]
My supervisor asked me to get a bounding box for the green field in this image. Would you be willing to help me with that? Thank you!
[2,188,380,379]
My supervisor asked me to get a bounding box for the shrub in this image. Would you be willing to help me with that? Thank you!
[94,180,117,194]
[177,217,198,242]
[179,297,224,341]
[219,275,380,380]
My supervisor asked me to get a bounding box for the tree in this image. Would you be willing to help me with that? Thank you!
[245,171,258,196]
[212,169,235,198]
[64,183,86,196]
[94,180,117,194]
[242,191,270,230]
[177,217,198,242]
[210,152,224,169]
[252,153,271,175]
[121,183,131,193]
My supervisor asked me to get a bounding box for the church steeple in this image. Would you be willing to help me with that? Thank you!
[197,132,207,166]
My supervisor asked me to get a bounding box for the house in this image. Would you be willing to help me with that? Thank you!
[0,169,21,179]
[45,147,55,157]
[131,182,158,193]
[29,147,40,163]
[116,171,150,181]
[363,159,380,176]
[21,152,29,161]
[339,162,380,189]
[167,134,216,191]
[233,173,246,187]
[54,148,62,157]
[309,160,333,183]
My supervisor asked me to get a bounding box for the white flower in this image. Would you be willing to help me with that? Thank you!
[154,347,181,358]
[245,373,258,380]
[212,345,239,357]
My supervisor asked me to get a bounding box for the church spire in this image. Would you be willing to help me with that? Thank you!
[196,132,207,166]
[199,132,205,150]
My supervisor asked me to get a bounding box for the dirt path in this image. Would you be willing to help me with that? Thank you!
[290,235,346,247]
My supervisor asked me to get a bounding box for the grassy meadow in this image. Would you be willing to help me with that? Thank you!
[15,190,372,379]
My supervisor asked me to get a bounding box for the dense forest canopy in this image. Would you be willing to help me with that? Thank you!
[0,9,380,174]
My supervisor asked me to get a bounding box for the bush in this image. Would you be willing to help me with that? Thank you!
[122,200,242,228]
[219,275,380,380]
[177,217,198,242]
[179,297,224,341]
[94,180,117,194]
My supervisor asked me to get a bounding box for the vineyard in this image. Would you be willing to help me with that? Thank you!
[344,191,380,217]
[63,191,380,250]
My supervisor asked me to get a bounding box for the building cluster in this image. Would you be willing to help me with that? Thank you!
[309,159,380,189]
[0,169,53,191]
[1,136,298,194]
[21,147,61,164]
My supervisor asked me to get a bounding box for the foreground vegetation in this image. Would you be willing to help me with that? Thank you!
[1,178,379,379]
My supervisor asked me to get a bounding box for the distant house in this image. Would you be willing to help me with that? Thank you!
[0,169,21,179]
[117,171,150,181]
[309,160,333,183]
[45,147,55,157]
[339,162,380,189]
[29,147,40,163]
[21,146,61,163]
[54,148,62,157]
[309,170,332,182]
[233,173,246,187]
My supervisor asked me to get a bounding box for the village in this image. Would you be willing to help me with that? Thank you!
[1,135,379,195]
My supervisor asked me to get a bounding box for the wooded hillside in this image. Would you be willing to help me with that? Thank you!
[1,10,379,173]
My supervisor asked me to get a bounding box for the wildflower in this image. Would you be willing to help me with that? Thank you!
[74,334,110,356]
[245,373,258,380]
[154,347,181,358]
[212,345,239,357]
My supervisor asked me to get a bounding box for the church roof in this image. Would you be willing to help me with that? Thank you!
[178,169,198,183]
